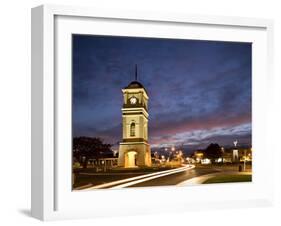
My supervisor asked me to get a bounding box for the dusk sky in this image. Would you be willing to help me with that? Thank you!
[72,35,252,151]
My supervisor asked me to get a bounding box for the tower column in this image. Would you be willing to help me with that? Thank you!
[118,73,151,168]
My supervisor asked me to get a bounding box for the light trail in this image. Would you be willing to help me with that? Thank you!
[110,165,195,189]
[83,165,195,190]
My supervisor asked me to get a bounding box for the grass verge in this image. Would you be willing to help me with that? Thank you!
[203,174,252,184]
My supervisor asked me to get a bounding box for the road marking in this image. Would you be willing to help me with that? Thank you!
[176,171,252,186]
[82,165,194,190]
[110,165,195,189]
[79,172,147,176]
[176,174,214,186]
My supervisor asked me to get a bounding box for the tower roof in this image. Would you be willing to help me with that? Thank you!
[124,80,148,95]
[125,81,145,89]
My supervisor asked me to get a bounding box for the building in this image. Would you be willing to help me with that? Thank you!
[191,147,252,164]
[87,158,118,169]
[118,66,152,168]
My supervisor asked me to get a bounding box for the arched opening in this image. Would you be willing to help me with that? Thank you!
[125,151,137,168]
[130,122,135,137]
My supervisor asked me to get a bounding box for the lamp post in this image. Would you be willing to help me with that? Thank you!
[233,140,240,171]
[221,147,224,164]
[243,149,247,171]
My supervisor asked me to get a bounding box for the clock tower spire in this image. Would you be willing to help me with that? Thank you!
[135,64,138,81]
[118,66,151,168]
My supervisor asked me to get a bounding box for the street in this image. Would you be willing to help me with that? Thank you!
[73,164,251,190]
[127,166,219,188]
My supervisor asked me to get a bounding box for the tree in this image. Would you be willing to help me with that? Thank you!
[73,137,112,168]
[204,143,222,163]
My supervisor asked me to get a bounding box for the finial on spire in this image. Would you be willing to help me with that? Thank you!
[135,64,138,81]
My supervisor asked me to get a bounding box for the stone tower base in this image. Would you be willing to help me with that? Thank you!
[118,142,151,168]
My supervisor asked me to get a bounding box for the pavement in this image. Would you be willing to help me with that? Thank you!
[80,164,195,190]
[74,164,252,190]
[177,171,252,186]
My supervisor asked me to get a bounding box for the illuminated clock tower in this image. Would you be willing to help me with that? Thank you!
[118,65,152,168]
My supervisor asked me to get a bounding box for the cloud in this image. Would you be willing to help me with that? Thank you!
[72,35,252,150]
[150,123,251,149]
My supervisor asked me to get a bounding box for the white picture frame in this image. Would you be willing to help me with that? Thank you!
[31,4,274,221]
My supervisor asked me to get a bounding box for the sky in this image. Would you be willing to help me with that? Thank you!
[72,35,252,151]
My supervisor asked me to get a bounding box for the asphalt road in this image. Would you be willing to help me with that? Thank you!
[74,165,240,189]
[127,166,221,187]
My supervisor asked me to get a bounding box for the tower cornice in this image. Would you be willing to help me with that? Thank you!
[121,107,149,118]
[122,88,149,99]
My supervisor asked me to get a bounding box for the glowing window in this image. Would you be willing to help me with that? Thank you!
[130,122,135,137]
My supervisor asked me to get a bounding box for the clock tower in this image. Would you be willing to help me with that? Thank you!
[118,66,152,168]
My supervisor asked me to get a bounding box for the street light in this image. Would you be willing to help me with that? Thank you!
[233,140,239,164]
[221,147,224,164]
[243,149,247,171]
[233,140,238,147]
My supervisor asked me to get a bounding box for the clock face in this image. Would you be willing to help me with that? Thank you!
[130,97,137,104]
